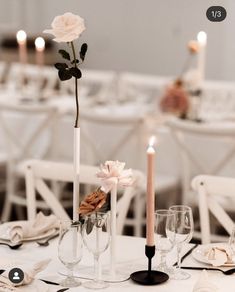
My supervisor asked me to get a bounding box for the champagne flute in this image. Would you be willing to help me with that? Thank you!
[168,205,194,280]
[155,209,176,275]
[58,220,83,287]
[83,212,110,290]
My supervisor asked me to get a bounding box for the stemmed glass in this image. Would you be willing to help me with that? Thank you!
[168,205,194,280]
[83,212,110,290]
[58,220,83,287]
[154,209,176,276]
[229,225,235,259]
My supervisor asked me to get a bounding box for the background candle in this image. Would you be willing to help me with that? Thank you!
[16,30,27,64]
[197,31,207,86]
[35,37,45,66]
[146,136,155,246]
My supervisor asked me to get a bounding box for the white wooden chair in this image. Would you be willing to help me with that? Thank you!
[80,110,146,168]
[80,110,179,235]
[25,159,145,235]
[0,102,59,221]
[191,175,235,244]
[118,72,170,104]
[60,69,117,104]
[167,117,235,206]
[199,80,235,122]
[5,63,58,99]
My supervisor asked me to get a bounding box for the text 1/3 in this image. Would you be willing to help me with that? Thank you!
[206,6,227,22]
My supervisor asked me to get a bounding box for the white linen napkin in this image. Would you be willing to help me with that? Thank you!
[0,259,50,291]
[205,245,232,266]
[9,212,59,244]
[193,270,219,292]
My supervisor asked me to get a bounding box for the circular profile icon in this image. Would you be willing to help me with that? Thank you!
[8,268,24,284]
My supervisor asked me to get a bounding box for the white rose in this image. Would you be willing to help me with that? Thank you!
[44,12,85,43]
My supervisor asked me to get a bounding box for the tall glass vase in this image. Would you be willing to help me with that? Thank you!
[73,127,80,221]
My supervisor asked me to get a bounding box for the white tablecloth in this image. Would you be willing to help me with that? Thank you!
[0,235,233,291]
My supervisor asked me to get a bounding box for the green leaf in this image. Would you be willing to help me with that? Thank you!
[99,193,111,213]
[54,63,68,70]
[58,49,71,61]
[69,67,82,79]
[86,217,93,235]
[80,43,88,61]
[58,69,72,81]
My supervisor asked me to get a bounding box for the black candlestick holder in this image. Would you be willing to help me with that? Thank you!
[130,245,169,285]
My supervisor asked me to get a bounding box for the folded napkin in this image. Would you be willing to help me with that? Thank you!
[0,259,50,291]
[193,270,219,292]
[205,245,233,266]
[9,212,59,244]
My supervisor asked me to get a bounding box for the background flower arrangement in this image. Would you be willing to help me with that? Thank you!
[160,40,200,119]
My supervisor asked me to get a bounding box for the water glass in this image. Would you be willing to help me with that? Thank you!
[155,209,176,275]
[83,212,110,289]
[58,220,83,287]
[168,205,194,280]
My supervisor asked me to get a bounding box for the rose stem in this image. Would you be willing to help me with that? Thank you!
[71,41,79,128]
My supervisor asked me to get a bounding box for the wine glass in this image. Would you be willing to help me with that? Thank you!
[83,212,110,289]
[229,225,235,259]
[168,205,194,280]
[58,220,83,287]
[154,209,176,275]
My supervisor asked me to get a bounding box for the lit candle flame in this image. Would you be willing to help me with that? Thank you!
[16,30,27,44]
[148,136,156,148]
[197,31,207,46]
[35,37,45,51]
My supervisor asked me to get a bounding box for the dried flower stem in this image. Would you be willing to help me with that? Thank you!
[179,53,194,79]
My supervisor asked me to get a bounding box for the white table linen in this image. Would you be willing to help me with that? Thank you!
[9,213,59,243]
[0,235,233,292]
[0,259,50,291]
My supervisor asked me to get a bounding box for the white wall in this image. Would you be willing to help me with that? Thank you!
[0,0,234,81]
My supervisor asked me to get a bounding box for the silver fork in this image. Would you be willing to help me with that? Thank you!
[181,266,235,275]
[36,233,59,246]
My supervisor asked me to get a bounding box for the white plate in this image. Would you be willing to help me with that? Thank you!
[0,221,58,242]
[192,243,235,267]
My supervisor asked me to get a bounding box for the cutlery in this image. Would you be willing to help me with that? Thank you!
[40,279,69,291]
[36,233,59,246]
[0,241,22,250]
[40,279,60,285]
[181,266,235,275]
[173,244,198,266]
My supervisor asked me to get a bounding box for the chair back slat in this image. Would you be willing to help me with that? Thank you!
[192,175,235,244]
[0,103,58,160]
[168,118,235,205]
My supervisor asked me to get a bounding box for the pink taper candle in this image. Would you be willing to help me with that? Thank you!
[35,37,45,66]
[16,30,27,64]
[197,31,207,85]
[146,136,155,246]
